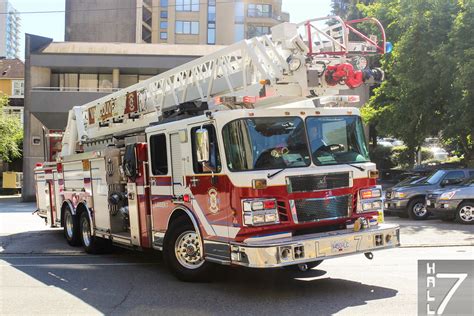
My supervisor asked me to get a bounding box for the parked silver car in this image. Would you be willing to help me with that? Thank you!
[385,169,474,220]
[426,178,474,224]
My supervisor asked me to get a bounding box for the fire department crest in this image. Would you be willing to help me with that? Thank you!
[208,188,219,214]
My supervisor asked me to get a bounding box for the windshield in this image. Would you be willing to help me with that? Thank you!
[306,116,370,166]
[425,170,446,184]
[222,117,311,171]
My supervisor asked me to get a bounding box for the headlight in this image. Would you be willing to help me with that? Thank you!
[393,192,407,199]
[439,191,456,200]
[242,199,279,226]
[360,188,382,199]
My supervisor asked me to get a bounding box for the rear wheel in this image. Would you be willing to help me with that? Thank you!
[79,212,110,253]
[63,208,81,246]
[456,202,474,224]
[164,217,213,282]
[285,260,324,272]
[408,198,429,220]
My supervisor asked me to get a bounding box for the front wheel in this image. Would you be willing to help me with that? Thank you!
[164,218,213,282]
[408,198,429,220]
[456,202,474,224]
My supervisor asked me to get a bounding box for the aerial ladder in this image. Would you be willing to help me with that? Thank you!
[61,16,388,157]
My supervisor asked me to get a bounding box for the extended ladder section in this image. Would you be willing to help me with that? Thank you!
[61,16,388,156]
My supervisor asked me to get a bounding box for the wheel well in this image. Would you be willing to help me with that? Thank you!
[459,199,474,207]
[168,209,193,229]
[76,203,88,219]
[409,195,426,205]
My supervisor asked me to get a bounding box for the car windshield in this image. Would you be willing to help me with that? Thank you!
[222,117,311,171]
[306,116,370,166]
[425,170,446,184]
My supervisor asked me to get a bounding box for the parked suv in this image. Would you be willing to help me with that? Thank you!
[384,169,474,220]
[426,177,474,224]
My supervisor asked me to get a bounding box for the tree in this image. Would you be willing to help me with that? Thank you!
[0,93,23,162]
[436,1,474,165]
[358,0,460,166]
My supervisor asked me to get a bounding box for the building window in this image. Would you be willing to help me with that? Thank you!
[208,28,215,44]
[59,73,79,91]
[119,75,138,88]
[208,5,216,22]
[235,1,244,23]
[11,80,24,97]
[175,21,199,35]
[160,0,168,7]
[98,74,113,91]
[160,32,168,40]
[160,21,168,29]
[248,25,270,38]
[79,74,98,91]
[176,0,199,12]
[248,4,272,18]
[160,10,168,18]
[235,24,244,42]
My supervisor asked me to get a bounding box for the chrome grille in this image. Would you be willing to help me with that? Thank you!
[287,173,350,193]
[291,194,351,223]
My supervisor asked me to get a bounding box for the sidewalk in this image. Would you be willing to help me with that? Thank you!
[0,196,473,254]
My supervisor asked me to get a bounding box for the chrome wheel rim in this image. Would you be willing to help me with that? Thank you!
[81,216,91,247]
[459,206,474,222]
[413,203,427,217]
[175,230,204,269]
[65,212,74,238]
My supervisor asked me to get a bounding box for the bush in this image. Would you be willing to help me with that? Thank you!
[370,145,435,170]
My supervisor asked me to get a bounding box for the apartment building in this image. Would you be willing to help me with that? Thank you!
[65,0,289,45]
[0,0,21,58]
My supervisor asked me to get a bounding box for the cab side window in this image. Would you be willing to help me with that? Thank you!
[444,171,465,181]
[150,134,168,175]
[191,125,221,173]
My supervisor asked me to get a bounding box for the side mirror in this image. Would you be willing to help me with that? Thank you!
[195,128,210,163]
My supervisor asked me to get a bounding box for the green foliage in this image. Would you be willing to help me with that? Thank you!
[336,0,473,167]
[0,94,23,162]
[370,145,435,170]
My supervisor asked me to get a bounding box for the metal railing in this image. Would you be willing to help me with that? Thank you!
[32,87,121,93]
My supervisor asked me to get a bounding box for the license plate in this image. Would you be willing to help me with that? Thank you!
[330,239,351,253]
[426,200,431,206]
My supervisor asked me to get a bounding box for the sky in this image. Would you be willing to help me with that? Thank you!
[7,0,332,60]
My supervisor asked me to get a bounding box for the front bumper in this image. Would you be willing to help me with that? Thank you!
[426,199,460,217]
[384,199,409,212]
[230,223,400,268]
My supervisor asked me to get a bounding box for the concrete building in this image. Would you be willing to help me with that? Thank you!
[22,34,225,201]
[65,0,289,45]
[0,0,21,58]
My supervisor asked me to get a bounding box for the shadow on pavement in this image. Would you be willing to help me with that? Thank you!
[1,229,398,315]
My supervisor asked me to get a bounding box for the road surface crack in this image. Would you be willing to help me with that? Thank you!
[110,284,134,313]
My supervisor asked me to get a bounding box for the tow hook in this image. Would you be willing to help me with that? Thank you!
[297,263,309,271]
[32,209,39,215]
[364,252,374,260]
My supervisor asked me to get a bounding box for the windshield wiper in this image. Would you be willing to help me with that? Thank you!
[268,167,286,179]
[346,163,366,171]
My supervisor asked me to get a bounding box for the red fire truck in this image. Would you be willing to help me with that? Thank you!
[35,17,399,281]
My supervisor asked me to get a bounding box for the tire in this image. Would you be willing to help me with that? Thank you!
[63,207,81,246]
[284,260,324,272]
[79,212,110,254]
[408,198,429,220]
[163,217,213,282]
[455,202,474,224]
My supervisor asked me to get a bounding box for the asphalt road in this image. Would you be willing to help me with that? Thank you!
[1,196,473,315]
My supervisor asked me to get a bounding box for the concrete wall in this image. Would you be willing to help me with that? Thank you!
[65,0,138,43]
